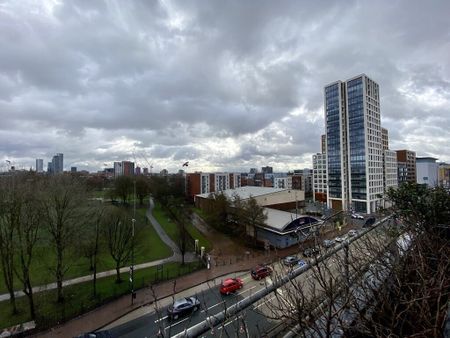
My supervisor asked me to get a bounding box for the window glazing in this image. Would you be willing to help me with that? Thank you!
[325,83,342,198]
[347,77,366,200]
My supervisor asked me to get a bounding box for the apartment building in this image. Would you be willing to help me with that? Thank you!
[396,150,416,183]
[325,74,383,214]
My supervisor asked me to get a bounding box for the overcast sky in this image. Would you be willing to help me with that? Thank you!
[0,0,449,173]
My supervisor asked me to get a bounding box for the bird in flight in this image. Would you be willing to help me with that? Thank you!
[182,161,189,167]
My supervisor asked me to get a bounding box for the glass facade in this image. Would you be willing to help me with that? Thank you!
[325,83,342,198]
[347,77,366,201]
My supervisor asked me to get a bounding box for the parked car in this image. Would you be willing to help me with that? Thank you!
[283,256,300,267]
[303,247,320,257]
[351,213,364,220]
[219,278,243,295]
[323,239,335,248]
[167,297,201,320]
[348,229,358,237]
[251,265,272,280]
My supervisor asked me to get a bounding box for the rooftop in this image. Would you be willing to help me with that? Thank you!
[196,186,287,200]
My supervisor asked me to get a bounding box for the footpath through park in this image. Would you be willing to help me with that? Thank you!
[0,199,194,303]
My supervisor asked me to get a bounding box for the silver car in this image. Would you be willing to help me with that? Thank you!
[167,297,200,320]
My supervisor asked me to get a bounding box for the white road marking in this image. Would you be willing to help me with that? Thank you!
[218,316,240,330]
[164,316,190,331]
[154,315,168,323]
[254,296,276,309]
[237,285,257,295]
[201,300,225,313]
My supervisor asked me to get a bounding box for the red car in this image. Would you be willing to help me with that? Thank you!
[251,265,272,280]
[219,278,243,295]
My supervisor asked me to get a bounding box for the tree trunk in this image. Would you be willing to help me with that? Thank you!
[93,262,97,297]
[1,259,17,314]
[115,264,121,283]
[24,278,35,319]
[56,246,64,303]
[8,289,17,314]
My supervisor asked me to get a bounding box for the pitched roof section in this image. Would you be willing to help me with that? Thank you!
[196,186,287,200]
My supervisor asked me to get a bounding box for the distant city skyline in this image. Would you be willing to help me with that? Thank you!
[0,1,449,173]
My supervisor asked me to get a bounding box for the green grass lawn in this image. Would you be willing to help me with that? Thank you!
[0,261,203,330]
[152,202,180,243]
[152,203,212,252]
[185,223,212,252]
[0,206,171,294]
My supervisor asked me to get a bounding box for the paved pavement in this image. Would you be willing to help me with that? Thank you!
[33,253,270,338]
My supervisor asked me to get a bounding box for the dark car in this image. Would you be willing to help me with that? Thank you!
[283,256,300,267]
[251,265,272,280]
[220,278,243,295]
[167,297,200,320]
[303,247,320,257]
[363,216,376,228]
[323,239,335,248]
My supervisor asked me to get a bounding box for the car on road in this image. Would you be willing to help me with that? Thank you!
[351,213,364,220]
[76,330,114,338]
[220,277,243,295]
[251,265,273,280]
[323,239,335,248]
[167,297,201,320]
[283,256,300,266]
[363,216,376,228]
[335,236,345,243]
[348,229,358,237]
[303,247,320,257]
[297,259,307,268]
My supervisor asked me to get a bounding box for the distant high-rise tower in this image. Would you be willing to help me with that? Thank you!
[51,153,64,174]
[121,161,135,176]
[325,74,383,214]
[261,166,273,174]
[114,162,122,177]
[36,159,44,173]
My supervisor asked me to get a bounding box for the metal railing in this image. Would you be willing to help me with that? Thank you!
[172,215,393,338]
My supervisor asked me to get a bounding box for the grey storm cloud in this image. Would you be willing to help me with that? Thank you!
[0,0,449,173]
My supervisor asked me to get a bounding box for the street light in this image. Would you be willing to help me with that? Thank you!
[131,217,135,304]
[130,180,136,304]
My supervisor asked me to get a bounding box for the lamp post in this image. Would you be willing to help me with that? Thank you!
[131,217,135,304]
[131,179,136,304]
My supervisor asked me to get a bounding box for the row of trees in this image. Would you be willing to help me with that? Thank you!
[0,173,138,320]
[202,193,267,246]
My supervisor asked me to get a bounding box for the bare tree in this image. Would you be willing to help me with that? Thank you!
[0,176,18,314]
[41,175,87,302]
[114,176,133,204]
[80,205,105,297]
[242,196,267,246]
[135,176,150,206]
[105,207,133,283]
[14,178,41,319]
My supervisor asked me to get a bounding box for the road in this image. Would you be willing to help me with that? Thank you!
[105,269,278,337]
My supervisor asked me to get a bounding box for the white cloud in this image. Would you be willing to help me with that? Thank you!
[1,0,450,172]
